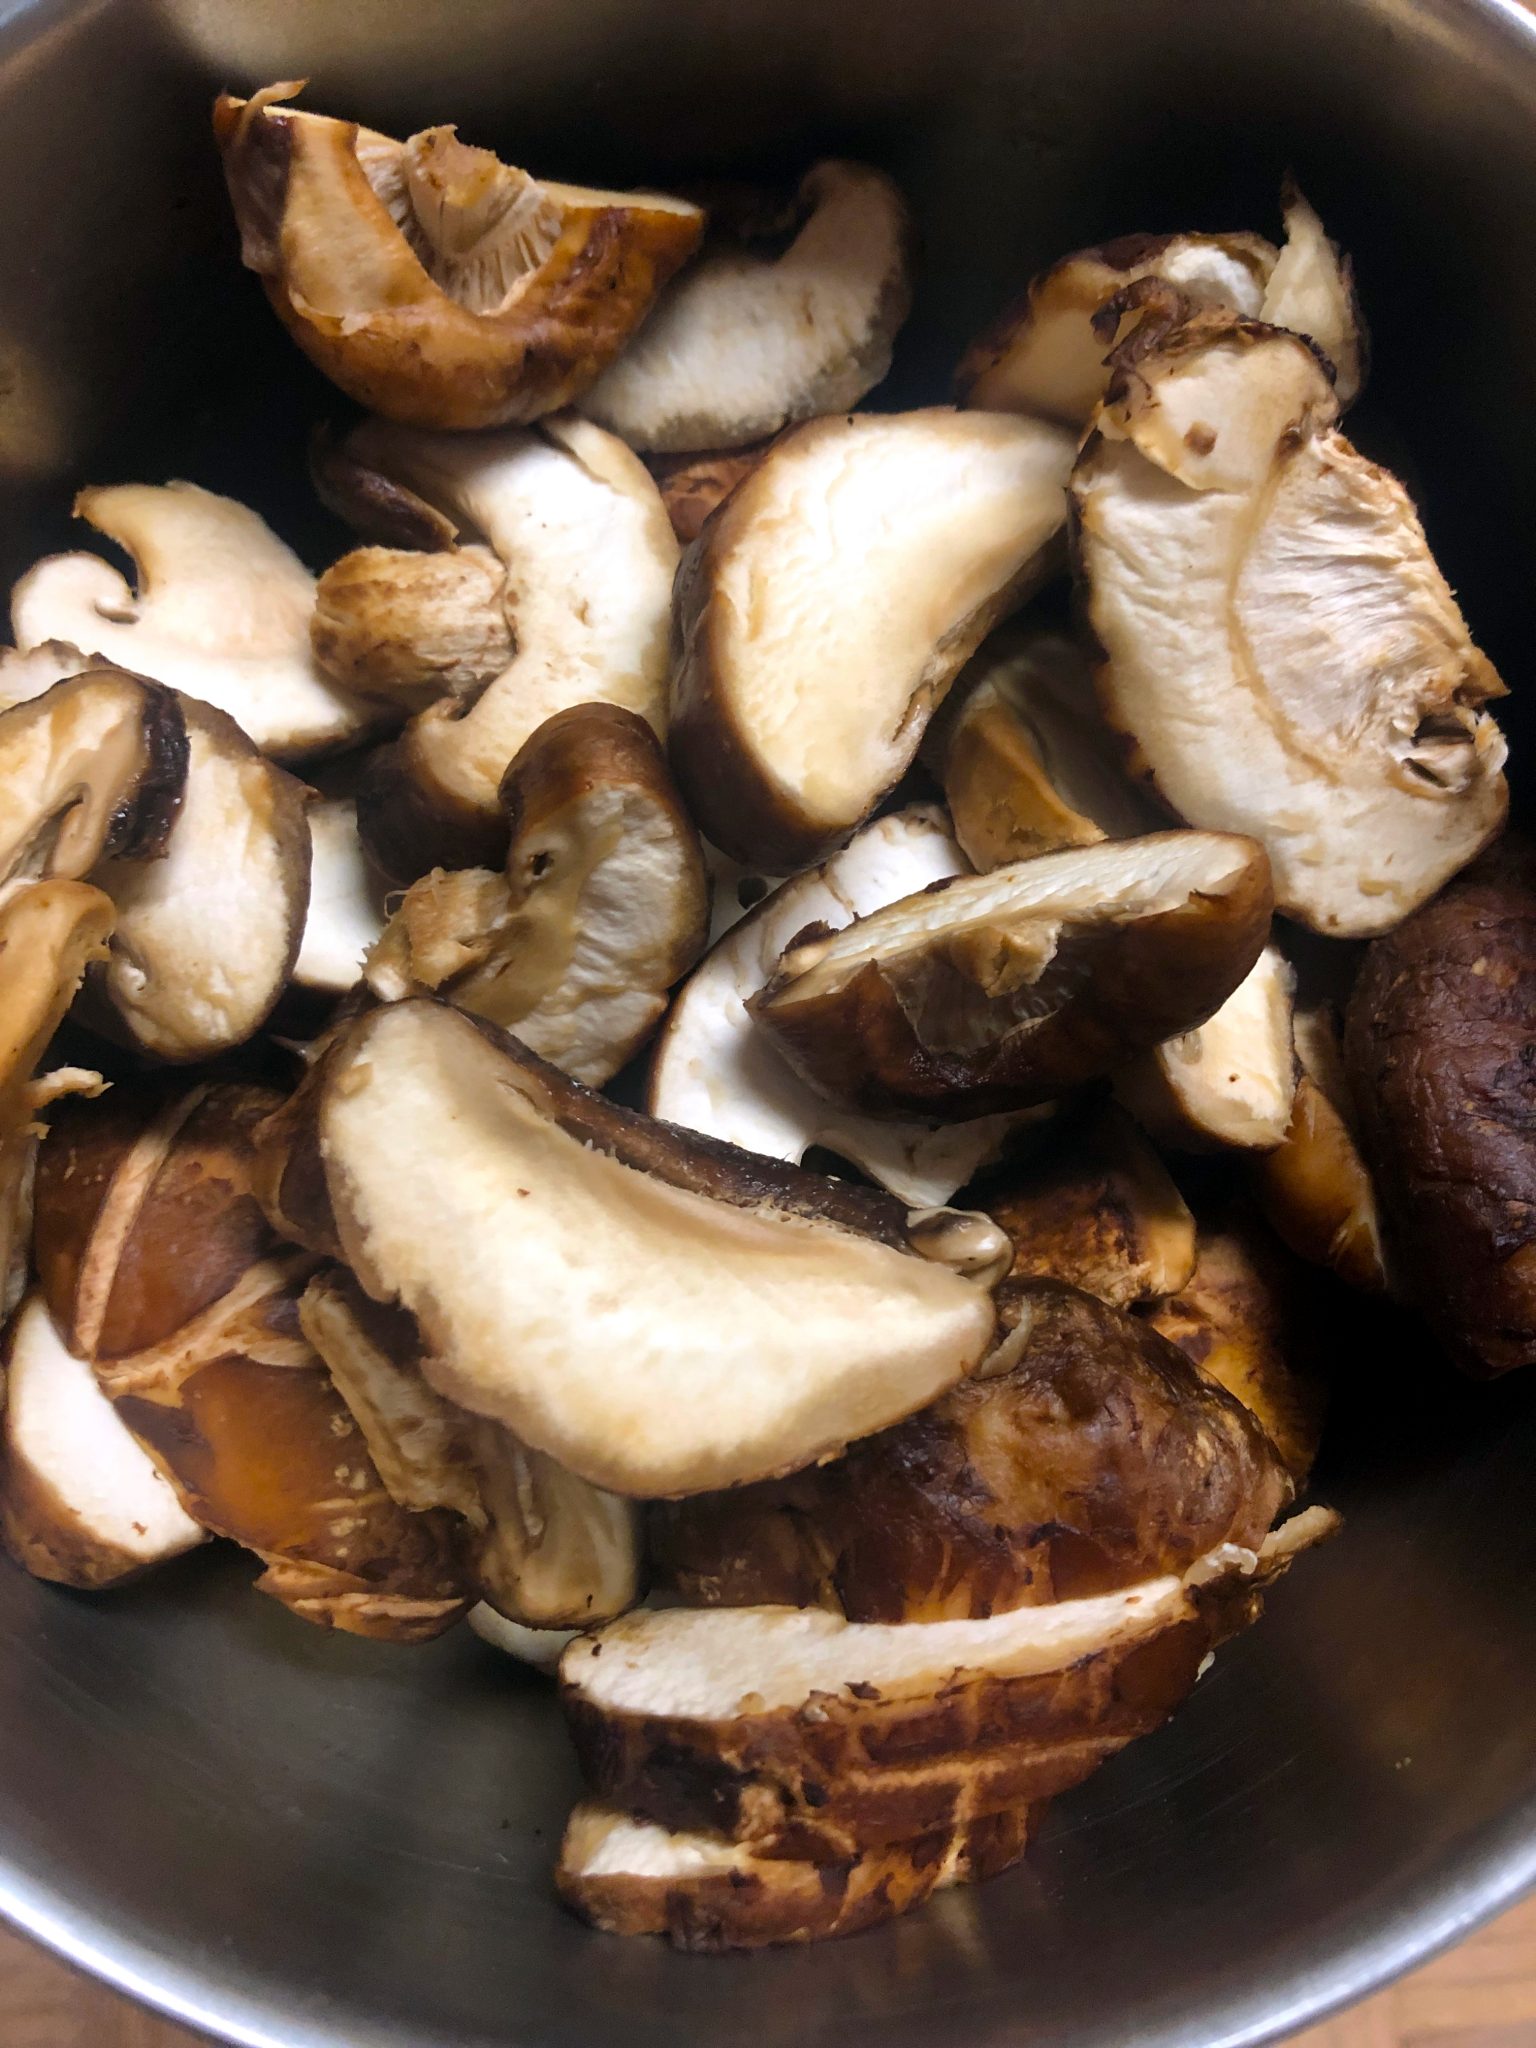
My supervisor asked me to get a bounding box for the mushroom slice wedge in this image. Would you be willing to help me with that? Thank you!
[0,639,95,710]
[926,625,1153,869]
[300,1267,641,1628]
[562,1508,1338,1846]
[214,84,703,430]
[91,698,311,1060]
[1146,1215,1328,1484]
[0,1294,205,1590]
[1117,944,1297,1152]
[10,483,379,760]
[651,1277,1289,1621]
[557,1802,1033,1951]
[307,999,997,1496]
[0,880,115,1319]
[956,188,1361,425]
[650,806,1036,1208]
[1255,1004,1387,1292]
[32,1079,469,1640]
[366,702,708,1087]
[753,831,1273,1120]
[337,415,677,877]
[1073,310,1507,935]
[978,1105,1197,1305]
[293,798,388,996]
[580,162,913,453]
[956,230,1276,424]
[670,409,1076,869]
[0,669,186,885]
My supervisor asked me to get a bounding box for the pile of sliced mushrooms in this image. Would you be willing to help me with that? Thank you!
[4,81,1533,1953]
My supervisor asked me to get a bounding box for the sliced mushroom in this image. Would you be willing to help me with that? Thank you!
[32,1079,469,1639]
[292,798,388,997]
[645,444,771,544]
[956,230,1276,424]
[1116,944,1297,1152]
[10,483,379,760]
[366,702,708,1086]
[311,545,512,711]
[1145,1215,1329,1483]
[651,806,1038,1206]
[304,999,997,1496]
[0,1293,205,1590]
[214,84,704,429]
[562,1509,1338,1849]
[89,697,311,1060]
[333,414,677,877]
[956,188,1361,425]
[0,639,97,711]
[580,162,912,453]
[925,625,1154,869]
[1255,1004,1387,1292]
[0,881,116,1319]
[557,1801,1033,1951]
[670,408,1076,868]
[979,1105,1196,1304]
[299,1267,641,1627]
[1073,309,1507,936]
[753,831,1273,1120]
[651,1277,1288,1620]
[468,1604,578,1672]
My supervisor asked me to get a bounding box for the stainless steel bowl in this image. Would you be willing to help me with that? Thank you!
[3,2,1536,2043]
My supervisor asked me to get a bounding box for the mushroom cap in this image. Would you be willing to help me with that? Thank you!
[1073,311,1506,935]
[650,806,1036,1208]
[670,407,1075,869]
[11,483,379,761]
[341,414,677,878]
[311,544,512,711]
[311,999,997,1496]
[214,84,704,430]
[580,161,914,452]
[753,830,1274,1119]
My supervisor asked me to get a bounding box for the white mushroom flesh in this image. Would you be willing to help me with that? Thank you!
[294,799,388,994]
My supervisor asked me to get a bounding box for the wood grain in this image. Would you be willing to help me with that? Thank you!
[0,1894,1533,2045]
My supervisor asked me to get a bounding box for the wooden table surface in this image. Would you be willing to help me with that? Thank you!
[3,1893,1534,2047]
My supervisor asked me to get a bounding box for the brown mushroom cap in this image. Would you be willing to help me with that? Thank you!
[311,544,512,711]
[651,1277,1290,1622]
[214,84,703,430]
[580,161,913,453]
[10,483,379,761]
[669,408,1075,869]
[752,830,1274,1120]
[645,444,772,544]
[1073,309,1506,936]
[366,701,709,1087]
[306,998,997,1496]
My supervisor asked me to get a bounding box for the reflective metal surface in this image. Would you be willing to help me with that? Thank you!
[3,2,1536,2043]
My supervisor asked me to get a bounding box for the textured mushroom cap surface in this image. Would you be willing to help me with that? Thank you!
[11,483,376,760]
[646,445,770,544]
[956,229,1275,425]
[1073,314,1506,935]
[1345,839,1536,1374]
[214,85,703,430]
[754,830,1273,1118]
[557,1801,1032,1951]
[92,697,311,1060]
[670,408,1075,868]
[929,625,1153,869]
[581,161,913,453]
[0,667,186,886]
[0,1294,205,1590]
[980,1104,1196,1305]
[293,798,388,995]
[311,544,512,709]
[652,1278,1290,1621]
[1117,943,1298,1152]
[367,701,708,1087]
[313,999,996,1495]
[1256,1004,1387,1292]
[342,415,677,876]
[650,805,1032,1207]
